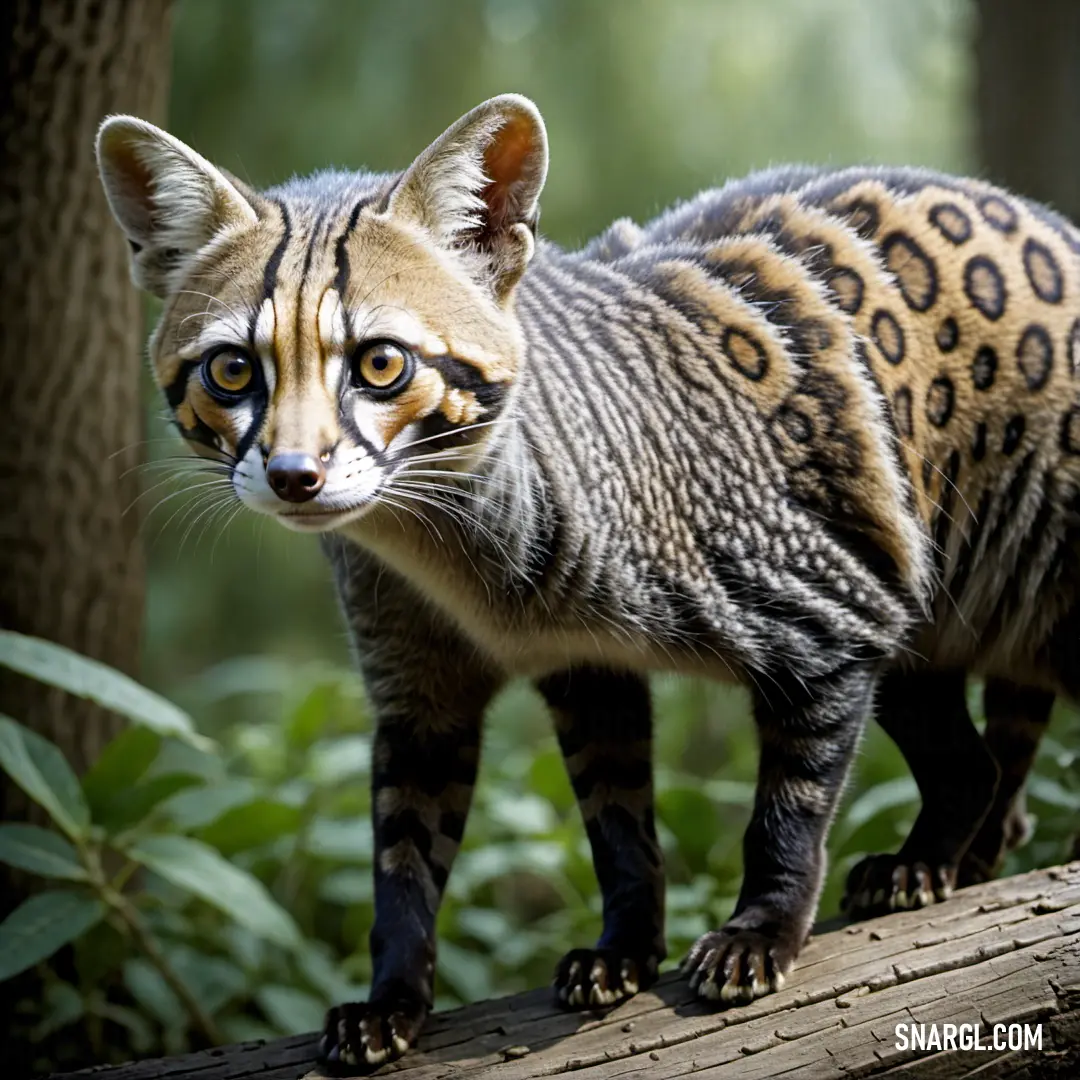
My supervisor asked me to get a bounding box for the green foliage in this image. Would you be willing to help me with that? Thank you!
[0,893,107,983]
[6,629,1080,1072]
[0,632,211,751]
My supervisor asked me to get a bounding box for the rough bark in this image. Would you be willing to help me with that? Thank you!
[0,1,170,836]
[53,863,1080,1079]
[975,0,1080,218]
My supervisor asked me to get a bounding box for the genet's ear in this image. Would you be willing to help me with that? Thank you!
[96,116,259,298]
[388,94,548,300]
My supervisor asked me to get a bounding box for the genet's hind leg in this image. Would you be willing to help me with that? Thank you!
[844,668,1000,918]
[685,662,876,1004]
[959,679,1053,885]
[538,667,665,1010]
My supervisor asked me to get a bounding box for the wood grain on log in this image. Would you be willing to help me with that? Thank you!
[55,863,1080,1079]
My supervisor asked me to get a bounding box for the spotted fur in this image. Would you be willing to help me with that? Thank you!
[97,96,1080,1069]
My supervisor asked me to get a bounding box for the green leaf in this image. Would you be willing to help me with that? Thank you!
[840,775,919,834]
[528,749,575,814]
[82,727,162,816]
[486,791,556,835]
[166,945,248,1013]
[308,734,370,783]
[1028,774,1080,812]
[437,940,494,1003]
[0,631,213,751]
[255,984,328,1035]
[656,787,720,873]
[126,835,301,950]
[0,825,86,881]
[0,716,90,839]
[97,774,205,834]
[318,868,372,906]
[304,817,373,861]
[31,981,85,1041]
[197,798,303,855]
[161,777,258,829]
[287,683,338,749]
[123,957,186,1029]
[295,942,362,1004]
[0,891,106,981]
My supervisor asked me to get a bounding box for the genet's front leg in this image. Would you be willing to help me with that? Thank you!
[538,667,665,1010]
[685,662,877,1003]
[320,543,499,1072]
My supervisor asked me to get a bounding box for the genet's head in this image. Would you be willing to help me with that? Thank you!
[96,96,548,532]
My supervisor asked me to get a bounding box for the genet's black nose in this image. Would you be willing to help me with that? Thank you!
[266,452,326,503]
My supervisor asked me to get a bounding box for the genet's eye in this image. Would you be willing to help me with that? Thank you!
[204,348,255,396]
[351,341,412,394]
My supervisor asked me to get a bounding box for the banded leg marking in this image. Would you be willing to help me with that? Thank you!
[321,717,482,1071]
[686,662,876,1003]
[539,667,665,1009]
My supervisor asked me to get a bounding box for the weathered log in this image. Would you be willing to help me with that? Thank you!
[55,863,1080,1079]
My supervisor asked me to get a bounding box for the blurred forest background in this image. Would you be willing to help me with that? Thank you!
[3,0,1080,1074]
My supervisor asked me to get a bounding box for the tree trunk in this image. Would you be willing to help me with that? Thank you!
[975,0,1080,218]
[0,0,170,838]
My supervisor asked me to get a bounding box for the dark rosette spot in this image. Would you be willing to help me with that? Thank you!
[1016,324,1053,390]
[978,194,1019,234]
[826,267,864,314]
[929,202,972,245]
[964,256,1007,320]
[926,375,955,427]
[972,421,987,461]
[883,231,938,311]
[1022,237,1063,303]
[871,309,905,364]
[972,345,997,391]
[722,326,768,380]
[936,317,959,352]
[892,386,913,438]
[779,406,814,444]
[842,198,880,239]
[1062,408,1080,455]
[1002,415,1026,456]
[1069,317,1080,377]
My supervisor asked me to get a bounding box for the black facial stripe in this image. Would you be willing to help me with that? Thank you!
[164,360,200,409]
[334,197,367,301]
[262,199,291,300]
[174,410,218,450]
[234,398,268,465]
[337,408,387,466]
[424,354,510,403]
[301,212,325,287]
[294,209,328,354]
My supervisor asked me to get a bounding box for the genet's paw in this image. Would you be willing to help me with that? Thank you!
[319,993,427,1074]
[682,925,792,1005]
[553,947,656,1009]
[843,853,956,918]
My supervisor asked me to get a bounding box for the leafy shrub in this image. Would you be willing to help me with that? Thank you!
[2,630,1078,1071]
